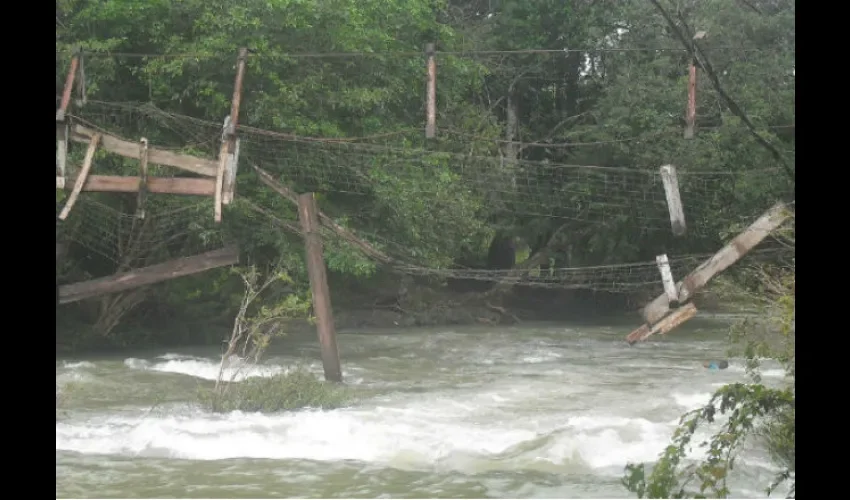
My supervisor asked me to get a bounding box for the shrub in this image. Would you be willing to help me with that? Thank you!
[199,368,351,413]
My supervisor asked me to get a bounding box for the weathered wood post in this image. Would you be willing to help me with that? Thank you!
[425,43,437,139]
[297,192,343,382]
[656,254,679,306]
[684,31,706,139]
[215,47,248,221]
[136,138,149,219]
[659,165,686,236]
[59,133,101,220]
[56,49,80,189]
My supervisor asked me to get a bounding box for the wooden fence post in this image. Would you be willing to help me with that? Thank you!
[425,43,437,139]
[215,47,249,221]
[297,192,343,382]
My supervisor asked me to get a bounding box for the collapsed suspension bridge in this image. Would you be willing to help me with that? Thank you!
[56,48,794,381]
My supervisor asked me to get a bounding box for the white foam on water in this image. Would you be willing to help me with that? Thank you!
[531,415,674,470]
[726,364,787,379]
[56,386,689,475]
[123,355,284,381]
[672,391,713,410]
[62,361,96,369]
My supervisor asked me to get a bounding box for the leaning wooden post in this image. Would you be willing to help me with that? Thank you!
[659,165,686,236]
[297,193,343,382]
[425,43,437,139]
[58,133,100,220]
[56,50,80,189]
[215,47,248,221]
[626,202,790,344]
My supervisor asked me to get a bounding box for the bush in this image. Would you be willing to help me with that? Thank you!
[199,368,352,413]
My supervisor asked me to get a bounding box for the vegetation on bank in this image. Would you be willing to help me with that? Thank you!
[622,224,795,498]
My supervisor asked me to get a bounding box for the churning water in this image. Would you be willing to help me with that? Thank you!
[56,318,790,498]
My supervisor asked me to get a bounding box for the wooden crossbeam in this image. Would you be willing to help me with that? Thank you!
[71,125,217,177]
[57,174,215,196]
[58,246,239,304]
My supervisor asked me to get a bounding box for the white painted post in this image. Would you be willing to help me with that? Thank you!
[660,165,686,236]
[656,254,679,304]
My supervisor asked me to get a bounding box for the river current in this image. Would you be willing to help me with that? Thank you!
[56,317,790,498]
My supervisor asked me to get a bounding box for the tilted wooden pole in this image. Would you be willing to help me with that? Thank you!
[298,193,343,382]
[626,202,791,344]
[59,133,101,220]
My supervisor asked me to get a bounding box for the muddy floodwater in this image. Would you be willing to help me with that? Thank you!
[56,318,790,498]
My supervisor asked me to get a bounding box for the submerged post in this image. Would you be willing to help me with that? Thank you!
[297,192,342,382]
[425,43,437,139]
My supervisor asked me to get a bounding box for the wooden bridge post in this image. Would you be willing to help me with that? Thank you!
[215,48,249,221]
[56,50,80,188]
[425,43,437,139]
[297,192,342,383]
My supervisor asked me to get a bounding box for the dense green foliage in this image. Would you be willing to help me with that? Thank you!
[55,0,794,346]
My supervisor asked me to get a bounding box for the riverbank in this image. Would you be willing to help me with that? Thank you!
[56,275,742,355]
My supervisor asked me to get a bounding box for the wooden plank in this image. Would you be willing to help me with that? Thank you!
[64,175,216,196]
[71,125,217,177]
[425,43,437,139]
[298,193,342,383]
[660,165,686,236]
[641,202,790,326]
[58,246,239,304]
[136,138,149,219]
[59,133,101,220]
[656,254,679,304]
[627,303,698,344]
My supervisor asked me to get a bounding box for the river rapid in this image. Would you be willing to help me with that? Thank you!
[56,317,790,498]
